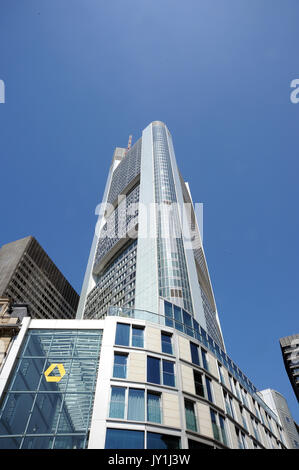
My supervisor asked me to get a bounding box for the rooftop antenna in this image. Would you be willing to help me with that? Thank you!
[125,135,132,154]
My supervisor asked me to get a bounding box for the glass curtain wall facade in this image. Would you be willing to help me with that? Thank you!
[0,329,102,449]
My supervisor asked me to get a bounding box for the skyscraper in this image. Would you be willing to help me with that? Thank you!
[0,123,289,449]
[0,236,79,320]
[279,334,299,402]
[259,388,299,449]
[77,121,224,350]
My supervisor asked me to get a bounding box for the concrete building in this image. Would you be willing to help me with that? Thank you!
[0,236,79,320]
[259,389,299,449]
[0,122,290,449]
[280,335,299,402]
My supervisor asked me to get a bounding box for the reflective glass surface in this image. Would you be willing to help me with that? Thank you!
[0,329,102,449]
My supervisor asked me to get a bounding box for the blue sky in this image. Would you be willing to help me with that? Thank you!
[0,1,298,420]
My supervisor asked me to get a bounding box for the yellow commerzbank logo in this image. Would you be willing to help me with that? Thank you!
[44,363,66,382]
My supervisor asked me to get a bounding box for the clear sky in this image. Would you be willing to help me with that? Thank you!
[0,1,298,420]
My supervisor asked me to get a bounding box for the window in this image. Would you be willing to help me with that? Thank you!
[109,387,125,419]
[105,429,144,449]
[147,393,161,424]
[161,333,173,355]
[115,323,144,348]
[218,363,225,385]
[113,353,127,378]
[190,342,200,366]
[219,415,228,446]
[201,348,209,371]
[173,305,183,332]
[147,356,161,384]
[147,432,180,449]
[210,409,228,445]
[185,399,197,432]
[115,323,130,346]
[147,357,175,387]
[132,327,144,348]
[109,388,161,424]
[163,360,175,387]
[193,370,205,397]
[236,427,247,449]
[239,406,248,431]
[251,418,260,442]
[205,377,213,402]
[223,391,234,419]
[128,389,145,421]
[164,301,174,328]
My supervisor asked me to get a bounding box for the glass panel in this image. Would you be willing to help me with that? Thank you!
[205,377,213,402]
[185,400,197,432]
[173,305,183,332]
[147,432,180,449]
[164,301,174,328]
[183,310,193,337]
[21,332,51,357]
[194,371,204,397]
[0,393,34,435]
[201,349,209,371]
[161,333,172,355]
[27,394,62,434]
[57,394,92,433]
[162,360,175,387]
[53,435,86,449]
[105,428,144,449]
[65,359,98,393]
[147,357,160,384]
[210,410,220,441]
[113,354,127,378]
[9,358,46,392]
[73,333,102,357]
[132,327,144,348]
[127,389,145,421]
[190,343,200,365]
[21,436,54,449]
[115,323,130,346]
[109,387,125,419]
[0,437,22,449]
[147,393,161,424]
[219,415,228,446]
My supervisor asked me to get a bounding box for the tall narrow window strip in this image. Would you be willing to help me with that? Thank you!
[162,360,175,387]
[161,333,173,355]
[147,357,161,384]
[109,387,126,419]
[205,377,213,402]
[219,415,228,446]
[132,327,144,348]
[127,389,145,421]
[113,354,127,379]
[173,305,183,332]
[210,409,220,441]
[185,400,197,432]
[115,323,130,346]
[201,349,209,371]
[193,370,205,397]
[190,343,200,366]
[147,393,161,424]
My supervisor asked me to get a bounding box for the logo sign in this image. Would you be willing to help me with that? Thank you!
[44,363,66,383]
